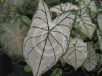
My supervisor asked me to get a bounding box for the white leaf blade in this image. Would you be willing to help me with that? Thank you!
[23,0,52,58]
[52,11,76,54]
[23,0,55,76]
[63,38,87,69]
[98,14,102,31]
[97,14,102,50]
[23,0,75,76]
[50,2,78,15]
[75,1,96,38]
[97,30,102,51]
[82,0,97,12]
[83,42,97,71]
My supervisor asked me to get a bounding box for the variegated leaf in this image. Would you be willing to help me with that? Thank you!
[97,14,102,50]
[82,0,97,12]
[23,0,75,76]
[50,2,78,15]
[98,14,102,31]
[75,0,96,38]
[63,38,87,70]
[97,30,102,51]
[83,42,97,71]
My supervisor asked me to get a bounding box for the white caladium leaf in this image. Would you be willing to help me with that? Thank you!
[75,1,96,38]
[97,14,102,50]
[97,30,102,51]
[98,14,102,31]
[83,42,97,71]
[23,0,75,76]
[82,0,97,12]
[88,1,97,12]
[63,38,87,70]
[50,2,78,15]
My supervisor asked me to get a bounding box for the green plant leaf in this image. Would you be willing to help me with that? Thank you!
[24,65,32,72]
[51,68,63,76]
[63,38,87,70]
[9,0,25,7]
[50,2,78,15]
[23,0,75,76]
[83,42,97,71]
[0,6,9,23]
[22,16,31,27]
[0,15,28,60]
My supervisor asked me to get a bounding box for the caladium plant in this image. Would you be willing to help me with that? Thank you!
[63,38,88,70]
[50,2,78,15]
[97,14,102,51]
[23,0,75,75]
[83,42,97,71]
[23,0,102,76]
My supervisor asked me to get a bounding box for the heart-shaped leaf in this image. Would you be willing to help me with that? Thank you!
[50,2,78,15]
[83,42,97,71]
[75,1,96,38]
[23,0,75,76]
[63,38,87,70]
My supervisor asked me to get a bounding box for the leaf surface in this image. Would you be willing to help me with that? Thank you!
[50,2,78,15]
[83,42,97,71]
[98,14,102,31]
[75,0,96,38]
[63,38,87,69]
[23,0,75,76]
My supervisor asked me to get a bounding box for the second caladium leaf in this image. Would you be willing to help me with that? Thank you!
[97,30,102,51]
[63,38,87,70]
[82,0,97,12]
[83,42,97,71]
[23,0,75,76]
[97,14,102,50]
[50,2,78,15]
[98,14,102,31]
[75,1,96,38]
